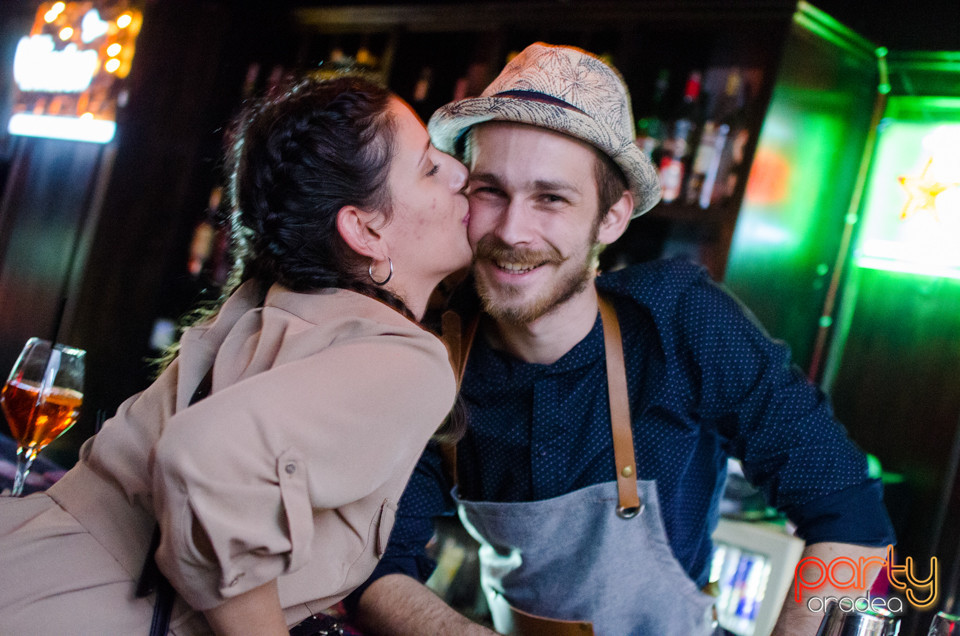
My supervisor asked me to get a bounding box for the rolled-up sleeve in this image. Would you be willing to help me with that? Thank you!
[151,330,455,610]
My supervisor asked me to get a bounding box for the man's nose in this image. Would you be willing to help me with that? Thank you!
[492,200,532,245]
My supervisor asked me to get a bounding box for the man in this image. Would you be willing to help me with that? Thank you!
[347,43,895,635]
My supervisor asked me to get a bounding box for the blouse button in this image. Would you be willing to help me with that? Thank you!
[285,462,297,475]
[228,573,244,587]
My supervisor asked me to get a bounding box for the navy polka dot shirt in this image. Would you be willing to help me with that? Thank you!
[348,259,895,608]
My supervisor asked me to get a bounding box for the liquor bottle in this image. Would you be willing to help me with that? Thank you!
[412,66,433,103]
[685,69,744,208]
[187,186,230,286]
[710,71,751,208]
[658,71,702,204]
[634,69,670,162]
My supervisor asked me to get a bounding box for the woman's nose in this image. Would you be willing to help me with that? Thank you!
[448,158,468,191]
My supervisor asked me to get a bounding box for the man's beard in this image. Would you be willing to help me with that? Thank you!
[473,236,597,325]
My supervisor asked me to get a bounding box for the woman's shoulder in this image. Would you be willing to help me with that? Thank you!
[263,286,450,366]
[266,286,435,337]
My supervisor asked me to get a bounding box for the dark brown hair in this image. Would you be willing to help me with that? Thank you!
[155,74,405,373]
[227,74,404,309]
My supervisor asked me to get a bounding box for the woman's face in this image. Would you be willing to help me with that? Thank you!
[380,97,471,296]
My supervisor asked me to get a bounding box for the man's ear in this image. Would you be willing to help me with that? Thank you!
[597,190,634,245]
[337,205,385,259]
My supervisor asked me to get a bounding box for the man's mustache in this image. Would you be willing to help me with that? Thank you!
[474,236,562,268]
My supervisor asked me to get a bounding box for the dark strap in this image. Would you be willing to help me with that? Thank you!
[137,365,215,635]
[439,294,641,516]
[148,570,175,636]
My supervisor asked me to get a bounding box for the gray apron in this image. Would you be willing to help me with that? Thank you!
[444,296,716,635]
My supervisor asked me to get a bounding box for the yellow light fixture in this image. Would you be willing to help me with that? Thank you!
[117,14,132,29]
[107,43,121,57]
[58,26,73,41]
[104,58,121,73]
[44,2,66,23]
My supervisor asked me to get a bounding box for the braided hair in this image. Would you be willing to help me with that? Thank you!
[227,73,408,314]
[154,74,407,374]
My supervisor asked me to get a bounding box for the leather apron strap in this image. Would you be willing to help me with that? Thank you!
[597,294,643,518]
[440,309,479,484]
[440,294,644,636]
[439,294,641,516]
[506,602,594,636]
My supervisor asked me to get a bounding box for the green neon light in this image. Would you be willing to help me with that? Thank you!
[794,3,877,62]
[884,97,960,121]
[855,256,960,281]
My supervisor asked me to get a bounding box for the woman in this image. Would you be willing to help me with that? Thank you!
[0,74,471,634]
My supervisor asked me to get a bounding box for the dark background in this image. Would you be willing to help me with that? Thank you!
[0,1,958,629]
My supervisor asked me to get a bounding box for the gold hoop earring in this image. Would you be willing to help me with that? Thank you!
[368,257,393,285]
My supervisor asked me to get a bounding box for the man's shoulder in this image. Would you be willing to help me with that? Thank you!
[596,258,710,308]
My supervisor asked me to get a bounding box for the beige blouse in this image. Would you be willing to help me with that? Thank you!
[47,281,456,628]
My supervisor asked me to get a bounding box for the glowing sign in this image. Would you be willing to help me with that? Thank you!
[8,112,115,143]
[13,35,98,93]
[855,103,960,280]
[8,2,142,144]
[80,8,109,43]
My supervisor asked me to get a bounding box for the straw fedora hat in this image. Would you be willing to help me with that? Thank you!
[428,42,661,216]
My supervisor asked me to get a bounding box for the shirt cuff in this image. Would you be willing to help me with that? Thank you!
[787,479,897,546]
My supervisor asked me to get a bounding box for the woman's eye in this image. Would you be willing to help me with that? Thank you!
[426,164,440,177]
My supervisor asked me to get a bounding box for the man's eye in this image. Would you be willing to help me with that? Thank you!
[540,194,565,204]
[470,186,502,196]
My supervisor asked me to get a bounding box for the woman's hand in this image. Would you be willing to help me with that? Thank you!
[203,578,288,636]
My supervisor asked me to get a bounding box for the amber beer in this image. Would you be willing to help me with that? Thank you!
[1,379,82,451]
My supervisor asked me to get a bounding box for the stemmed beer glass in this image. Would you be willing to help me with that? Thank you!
[929,611,960,635]
[1,337,84,496]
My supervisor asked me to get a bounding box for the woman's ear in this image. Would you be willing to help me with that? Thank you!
[337,205,385,259]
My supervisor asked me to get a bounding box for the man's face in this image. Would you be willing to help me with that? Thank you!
[466,122,612,325]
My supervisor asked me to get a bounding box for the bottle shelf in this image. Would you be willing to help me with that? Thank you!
[646,201,739,224]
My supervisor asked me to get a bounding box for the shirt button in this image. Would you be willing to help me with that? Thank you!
[285,462,297,475]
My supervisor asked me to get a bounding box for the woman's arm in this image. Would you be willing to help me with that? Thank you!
[203,579,288,636]
[151,327,456,609]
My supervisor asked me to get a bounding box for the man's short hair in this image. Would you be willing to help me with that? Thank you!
[594,149,629,221]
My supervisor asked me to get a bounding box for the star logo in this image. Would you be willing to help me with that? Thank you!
[897,157,959,221]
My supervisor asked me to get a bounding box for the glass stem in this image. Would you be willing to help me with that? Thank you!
[11,445,38,497]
